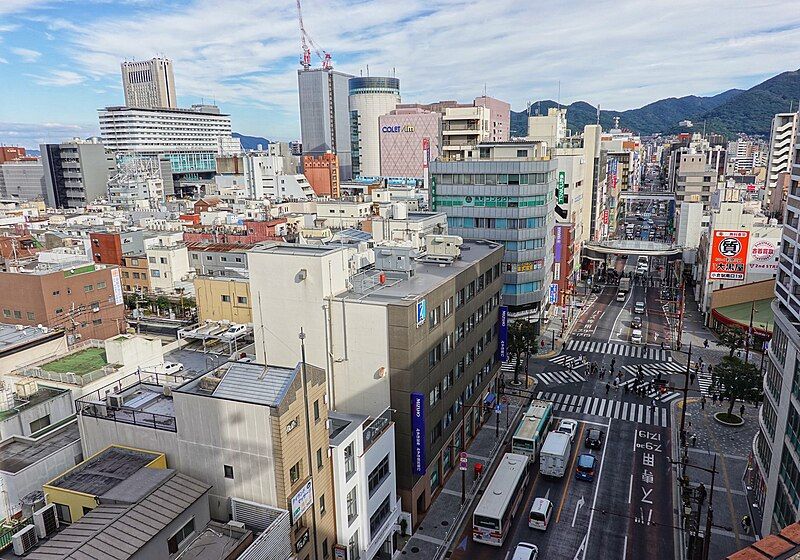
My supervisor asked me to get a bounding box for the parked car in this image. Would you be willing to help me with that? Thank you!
[585,428,604,449]
[575,453,597,481]
[556,419,578,442]
[221,323,248,341]
[161,361,183,375]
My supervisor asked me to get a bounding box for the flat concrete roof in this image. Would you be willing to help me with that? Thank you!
[47,446,161,496]
[336,239,502,305]
[0,420,80,474]
[250,242,342,256]
[329,411,368,447]
[0,324,59,354]
[0,385,69,422]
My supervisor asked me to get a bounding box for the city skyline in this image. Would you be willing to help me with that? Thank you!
[1,0,800,148]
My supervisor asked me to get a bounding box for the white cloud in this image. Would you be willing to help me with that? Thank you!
[11,47,41,62]
[0,121,98,148]
[0,58,8,64]
[30,69,85,86]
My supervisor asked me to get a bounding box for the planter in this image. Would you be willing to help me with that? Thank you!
[713,412,744,426]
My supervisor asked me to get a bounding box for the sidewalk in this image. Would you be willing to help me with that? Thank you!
[532,281,588,360]
[400,392,528,559]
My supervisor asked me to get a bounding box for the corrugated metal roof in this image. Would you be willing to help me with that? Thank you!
[211,362,298,407]
[27,472,211,560]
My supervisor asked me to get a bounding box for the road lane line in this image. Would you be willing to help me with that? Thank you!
[582,419,612,560]
[556,424,586,523]
[627,473,633,504]
[622,535,628,560]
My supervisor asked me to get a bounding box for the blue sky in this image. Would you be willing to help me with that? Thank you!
[1,0,800,149]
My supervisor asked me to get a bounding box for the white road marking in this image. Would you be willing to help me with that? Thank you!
[572,495,585,528]
[582,418,612,560]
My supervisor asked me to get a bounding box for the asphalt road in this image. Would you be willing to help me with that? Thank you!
[448,263,677,560]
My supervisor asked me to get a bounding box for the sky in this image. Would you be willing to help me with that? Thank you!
[1,0,800,149]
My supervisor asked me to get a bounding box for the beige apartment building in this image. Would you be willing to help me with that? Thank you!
[194,275,252,323]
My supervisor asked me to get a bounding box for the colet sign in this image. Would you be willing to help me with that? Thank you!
[381,124,416,133]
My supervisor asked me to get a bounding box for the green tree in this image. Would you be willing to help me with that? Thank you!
[717,327,746,357]
[155,296,171,314]
[508,320,537,385]
[713,355,763,416]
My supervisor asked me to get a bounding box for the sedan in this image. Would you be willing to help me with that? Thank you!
[575,453,597,481]
[631,316,643,329]
[557,419,578,442]
[512,543,539,560]
[634,301,646,314]
[585,428,604,449]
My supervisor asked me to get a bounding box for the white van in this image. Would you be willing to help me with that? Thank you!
[529,498,553,530]
[631,328,643,344]
[616,291,626,302]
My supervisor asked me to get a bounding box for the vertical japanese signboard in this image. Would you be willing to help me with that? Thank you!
[496,306,508,361]
[422,137,430,170]
[554,226,564,264]
[557,171,566,204]
[411,392,426,475]
[430,176,437,211]
[549,283,558,304]
[709,230,750,280]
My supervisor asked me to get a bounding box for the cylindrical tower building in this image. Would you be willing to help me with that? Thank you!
[348,77,400,177]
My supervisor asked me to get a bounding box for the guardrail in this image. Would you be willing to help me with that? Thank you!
[78,401,177,432]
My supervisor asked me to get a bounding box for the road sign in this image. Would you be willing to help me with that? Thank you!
[459,451,468,471]
[495,404,501,414]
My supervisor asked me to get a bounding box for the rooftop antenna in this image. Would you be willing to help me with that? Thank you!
[366,64,369,77]
[483,83,487,98]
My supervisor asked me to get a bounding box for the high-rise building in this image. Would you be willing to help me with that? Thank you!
[348,76,401,178]
[298,68,354,180]
[754,110,800,536]
[303,153,340,197]
[379,108,441,178]
[40,139,116,208]
[474,96,510,142]
[672,152,718,212]
[765,113,798,204]
[120,57,177,109]
[430,142,556,324]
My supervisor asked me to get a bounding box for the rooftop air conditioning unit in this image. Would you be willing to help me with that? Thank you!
[12,524,38,555]
[33,503,59,538]
[106,394,124,409]
[15,379,38,399]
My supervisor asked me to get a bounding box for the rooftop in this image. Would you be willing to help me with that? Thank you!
[41,347,108,376]
[329,411,368,446]
[179,361,299,408]
[185,241,255,253]
[250,242,343,257]
[176,521,251,560]
[0,324,61,357]
[0,385,69,422]
[27,470,211,560]
[46,446,162,496]
[0,419,80,474]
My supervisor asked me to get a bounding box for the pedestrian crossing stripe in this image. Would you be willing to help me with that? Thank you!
[548,355,586,367]
[563,339,673,361]
[620,362,685,376]
[533,370,586,386]
[536,391,670,427]
[617,378,683,402]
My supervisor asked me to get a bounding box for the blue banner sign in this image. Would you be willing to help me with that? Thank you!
[411,392,426,475]
[497,306,509,361]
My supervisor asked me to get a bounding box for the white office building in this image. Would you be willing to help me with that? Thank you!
[329,410,400,560]
[98,105,232,155]
[349,77,401,177]
[765,113,798,202]
[242,150,314,200]
[120,57,177,109]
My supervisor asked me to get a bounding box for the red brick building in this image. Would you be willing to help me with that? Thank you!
[182,218,287,245]
[0,147,26,163]
[303,153,340,197]
[89,232,124,265]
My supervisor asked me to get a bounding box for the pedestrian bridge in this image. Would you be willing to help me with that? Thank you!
[583,239,684,258]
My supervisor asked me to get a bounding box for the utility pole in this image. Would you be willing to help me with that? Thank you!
[701,454,718,560]
[744,300,755,364]
[679,342,693,446]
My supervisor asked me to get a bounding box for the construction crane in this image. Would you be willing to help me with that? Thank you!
[296,0,332,71]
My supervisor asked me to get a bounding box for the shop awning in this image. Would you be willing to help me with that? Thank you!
[484,392,496,405]
[711,298,774,336]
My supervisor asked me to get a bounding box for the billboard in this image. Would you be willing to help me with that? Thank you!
[416,299,427,327]
[747,238,779,275]
[290,479,314,522]
[709,230,750,280]
[496,306,509,361]
[422,138,430,170]
[549,283,558,304]
[411,393,426,475]
[554,226,564,264]
[557,171,566,204]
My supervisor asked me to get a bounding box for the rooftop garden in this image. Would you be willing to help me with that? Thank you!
[42,348,108,376]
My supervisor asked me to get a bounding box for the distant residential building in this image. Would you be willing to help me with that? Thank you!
[40,140,115,209]
[120,254,150,294]
[673,152,718,212]
[289,140,302,155]
[107,156,165,210]
[474,96,511,142]
[242,147,312,200]
[99,105,232,155]
[298,68,354,180]
[120,57,177,109]
[431,142,556,323]
[765,112,798,205]
[441,105,490,157]
[186,242,250,277]
[527,107,567,146]
[0,160,46,201]
[0,262,125,340]
[303,153,340,197]
[182,218,287,245]
[194,275,251,324]
[379,108,442,178]
[145,239,192,295]
[349,76,401,177]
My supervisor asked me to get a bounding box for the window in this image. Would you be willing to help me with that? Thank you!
[431,421,442,444]
[192,254,199,260]
[167,517,195,554]
[221,295,231,302]
[13,311,20,319]
[54,307,63,315]
[160,257,167,264]
[150,269,161,278]
[84,284,93,293]
[348,531,360,560]
[97,282,106,289]
[149,256,156,263]
[368,455,391,497]
[443,297,453,317]
[53,503,71,524]
[369,495,392,539]
[346,487,358,524]
[317,448,324,470]
[206,255,212,261]
[290,461,301,484]
[236,257,242,263]
[319,493,326,515]
[1,310,8,318]
[29,415,50,433]
[92,319,103,326]
[52,290,59,296]
[429,306,440,328]
[429,383,441,406]
[313,399,320,421]
[345,443,356,479]
[323,539,329,559]
[237,296,248,304]
[224,465,234,479]
[26,312,34,321]
[132,272,140,279]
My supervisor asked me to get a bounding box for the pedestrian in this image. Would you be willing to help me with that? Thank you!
[742,516,751,532]
[704,339,709,349]
[624,383,629,394]
[691,433,697,446]
[637,364,643,377]
[660,341,665,351]
[651,398,656,411]
[606,382,611,395]
[690,372,696,385]
[701,396,706,410]
[611,358,616,370]
[740,404,746,417]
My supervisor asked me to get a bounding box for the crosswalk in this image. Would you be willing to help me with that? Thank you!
[534,370,587,385]
[537,391,670,427]
[548,354,586,368]
[620,362,684,377]
[617,378,683,403]
[564,339,672,361]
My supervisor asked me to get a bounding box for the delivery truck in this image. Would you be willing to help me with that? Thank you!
[539,432,572,478]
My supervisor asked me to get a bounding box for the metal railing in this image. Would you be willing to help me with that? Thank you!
[78,401,177,432]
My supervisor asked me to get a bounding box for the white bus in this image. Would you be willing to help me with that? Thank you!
[511,400,554,460]
[472,453,530,547]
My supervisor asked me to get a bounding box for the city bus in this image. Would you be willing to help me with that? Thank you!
[472,453,530,547]
[511,400,554,460]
